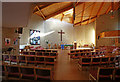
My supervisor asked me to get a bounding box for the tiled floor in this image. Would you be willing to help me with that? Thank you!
[54,49,89,80]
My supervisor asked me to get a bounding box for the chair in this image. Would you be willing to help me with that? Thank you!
[86,52,91,57]
[115,56,120,66]
[18,55,26,64]
[99,51,102,54]
[20,66,35,80]
[36,56,45,64]
[35,67,52,80]
[40,50,45,53]
[46,57,55,65]
[91,52,95,57]
[29,51,35,55]
[78,57,91,67]
[80,52,85,57]
[46,50,51,52]
[109,56,115,65]
[36,52,43,56]
[26,55,35,64]
[77,53,82,58]
[101,57,109,65]
[50,52,57,58]
[98,67,114,80]
[95,52,99,56]
[68,53,74,58]
[89,67,114,81]
[114,68,120,80]
[10,55,17,64]
[74,53,79,59]
[76,50,79,53]
[70,50,75,53]
[23,51,29,55]
[5,65,20,78]
[52,50,57,53]
[44,52,49,56]
[92,57,101,65]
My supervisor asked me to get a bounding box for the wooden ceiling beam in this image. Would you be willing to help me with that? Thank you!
[96,2,105,17]
[45,3,73,20]
[74,15,97,25]
[33,2,57,13]
[115,2,120,10]
[71,15,74,24]
[45,2,83,20]
[80,3,85,25]
[72,2,76,24]
[61,13,64,21]
[87,2,96,25]
[105,4,111,14]
[35,13,43,18]
[36,6,46,20]
[111,2,114,11]
[105,2,119,14]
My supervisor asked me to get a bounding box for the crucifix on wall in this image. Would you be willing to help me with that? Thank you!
[58,30,65,41]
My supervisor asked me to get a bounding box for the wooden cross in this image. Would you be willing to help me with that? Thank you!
[58,30,65,41]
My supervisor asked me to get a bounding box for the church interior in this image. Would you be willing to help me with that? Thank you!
[1,1,120,81]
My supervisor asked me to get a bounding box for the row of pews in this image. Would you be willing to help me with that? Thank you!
[2,49,58,80]
[22,51,58,57]
[68,51,105,59]
[68,49,105,59]
[2,53,58,65]
[21,49,58,54]
[78,55,120,68]
[2,63,53,80]
[70,49,93,53]
[89,67,120,81]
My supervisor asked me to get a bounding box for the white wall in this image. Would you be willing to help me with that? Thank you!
[74,22,95,46]
[44,18,74,47]
[20,14,45,47]
[96,10,119,47]
[20,15,96,48]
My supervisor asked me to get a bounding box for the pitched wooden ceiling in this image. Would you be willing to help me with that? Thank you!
[33,2,120,26]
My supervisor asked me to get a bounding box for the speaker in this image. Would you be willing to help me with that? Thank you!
[97,35,100,40]
[18,27,23,34]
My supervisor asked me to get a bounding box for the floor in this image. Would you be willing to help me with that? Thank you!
[54,49,89,80]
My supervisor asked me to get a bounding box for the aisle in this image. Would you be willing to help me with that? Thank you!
[54,49,89,80]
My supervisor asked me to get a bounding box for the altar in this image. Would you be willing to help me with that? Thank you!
[61,44,73,49]
[77,47,92,50]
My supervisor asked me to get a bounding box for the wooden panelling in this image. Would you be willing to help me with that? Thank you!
[100,30,120,38]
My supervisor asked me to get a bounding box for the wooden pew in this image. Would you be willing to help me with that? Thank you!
[26,55,36,64]
[36,56,45,65]
[100,57,109,65]
[89,67,114,81]
[20,66,35,80]
[2,53,57,66]
[5,64,20,79]
[18,55,26,65]
[35,67,53,80]
[3,64,53,80]
[114,68,120,80]
[78,57,91,69]
[91,57,101,65]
